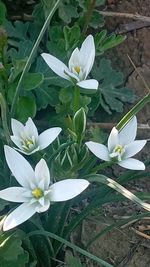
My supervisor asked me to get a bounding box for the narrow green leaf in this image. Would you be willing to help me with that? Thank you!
[25,231,114,267]
[88,174,150,212]
[116,92,150,131]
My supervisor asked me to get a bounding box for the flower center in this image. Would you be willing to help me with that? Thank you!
[114,145,124,154]
[32,188,43,199]
[74,66,81,74]
[22,136,36,151]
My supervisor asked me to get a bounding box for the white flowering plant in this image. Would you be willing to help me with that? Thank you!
[0,1,150,267]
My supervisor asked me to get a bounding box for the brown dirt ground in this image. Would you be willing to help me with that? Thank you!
[79,1,150,266]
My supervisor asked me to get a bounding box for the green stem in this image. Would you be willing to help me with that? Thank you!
[116,92,150,131]
[0,93,11,144]
[11,0,61,117]
[73,86,80,114]
[82,0,96,35]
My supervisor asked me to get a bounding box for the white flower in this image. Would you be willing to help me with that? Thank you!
[10,117,62,155]
[86,117,147,170]
[41,35,98,90]
[0,146,89,231]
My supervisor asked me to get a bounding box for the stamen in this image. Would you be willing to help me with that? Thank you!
[32,188,43,199]
[114,145,124,154]
[22,137,35,150]
[74,66,81,74]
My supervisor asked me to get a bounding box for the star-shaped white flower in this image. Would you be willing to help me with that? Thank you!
[86,117,147,170]
[41,35,98,90]
[10,117,62,155]
[0,146,89,231]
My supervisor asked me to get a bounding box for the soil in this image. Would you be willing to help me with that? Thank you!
[79,1,150,266]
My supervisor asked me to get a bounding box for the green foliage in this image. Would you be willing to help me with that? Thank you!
[22,73,44,91]
[0,231,29,267]
[16,96,36,122]
[91,58,135,114]
[58,0,79,23]
[95,30,126,54]
[63,24,81,50]
[0,1,149,267]
[66,252,85,267]
[0,1,6,25]
[5,21,29,41]
[89,10,105,29]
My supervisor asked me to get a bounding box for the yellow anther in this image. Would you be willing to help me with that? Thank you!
[25,139,33,146]
[114,145,124,154]
[22,138,34,150]
[32,188,43,199]
[74,66,81,74]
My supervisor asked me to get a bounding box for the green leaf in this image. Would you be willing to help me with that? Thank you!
[26,230,114,267]
[8,40,34,60]
[92,58,135,114]
[95,30,107,49]
[99,33,126,53]
[4,20,29,41]
[63,24,81,50]
[89,10,105,29]
[0,1,6,25]
[59,87,72,103]
[16,96,36,122]
[66,252,84,267]
[58,1,79,23]
[88,174,150,212]
[0,231,29,267]
[8,59,27,83]
[48,25,66,58]
[22,73,44,91]
[35,82,60,110]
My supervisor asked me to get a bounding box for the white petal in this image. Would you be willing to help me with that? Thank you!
[118,158,145,170]
[11,136,22,149]
[25,118,38,140]
[14,146,40,155]
[4,146,35,188]
[3,202,36,231]
[124,140,147,158]
[69,48,80,70]
[11,118,24,137]
[36,199,50,213]
[64,68,79,82]
[41,53,70,80]
[38,127,61,150]
[80,35,95,75]
[0,187,29,202]
[85,141,109,161]
[119,116,137,145]
[50,179,89,202]
[108,127,119,152]
[77,79,98,89]
[35,159,50,189]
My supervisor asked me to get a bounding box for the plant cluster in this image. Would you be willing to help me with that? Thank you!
[0,1,150,267]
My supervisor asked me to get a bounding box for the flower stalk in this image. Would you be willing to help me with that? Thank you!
[73,86,80,113]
